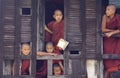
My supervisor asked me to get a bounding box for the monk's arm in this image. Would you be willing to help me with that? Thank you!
[58,61,64,72]
[101,15,114,33]
[37,51,57,56]
[45,25,53,34]
[108,30,120,36]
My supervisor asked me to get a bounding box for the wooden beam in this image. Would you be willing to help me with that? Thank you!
[14,0,21,76]
[31,0,37,77]
[37,55,64,60]
[0,0,4,77]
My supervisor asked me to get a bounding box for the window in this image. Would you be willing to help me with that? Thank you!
[20,8,31,16]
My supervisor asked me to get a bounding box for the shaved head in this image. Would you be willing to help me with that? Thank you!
[106,4,116,17]
[107,4,116,11]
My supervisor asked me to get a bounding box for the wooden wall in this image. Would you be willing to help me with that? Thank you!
[0,0,107,78]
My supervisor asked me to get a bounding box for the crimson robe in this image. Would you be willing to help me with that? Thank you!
[36,60,47,78]
[45,20,64,46]
[21,59,30,75]
[36,50,62,78]
[103,14,120,69]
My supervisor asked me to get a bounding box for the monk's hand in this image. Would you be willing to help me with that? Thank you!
[105,32,113,38]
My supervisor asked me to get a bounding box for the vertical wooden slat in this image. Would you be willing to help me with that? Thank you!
[65,0,83,51]
[31,0,37,77]
[85,0,97,57]
[65,0,87,78]
[38,0,45,51]
[64,0,69,78]
[47,60,52,76]
[80,0,87,77]
[0,0,4,77]
[96,0,103,78]
[14,0,21,76]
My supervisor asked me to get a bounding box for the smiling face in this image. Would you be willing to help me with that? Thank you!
[21,44,31,55]
[53,10,63,22]
[106,5,116,17]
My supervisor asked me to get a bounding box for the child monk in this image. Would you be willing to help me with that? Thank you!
[36,42,63,78]
[101,5,120,78]
[53,63,63,76]
[21,43,31,75]
[45,9,64,47]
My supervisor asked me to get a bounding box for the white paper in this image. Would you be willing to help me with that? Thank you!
[57,38,69,50]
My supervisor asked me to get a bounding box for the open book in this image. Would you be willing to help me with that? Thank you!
[57,38,69,50]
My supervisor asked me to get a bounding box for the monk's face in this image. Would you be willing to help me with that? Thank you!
[53,10,63,22]
[21,44,30,55]
[54,66,62,75]
[46,44,54,53]
[106,6,115,17]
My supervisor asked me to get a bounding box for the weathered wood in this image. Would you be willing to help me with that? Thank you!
[65,0,82,51]
[0,0,4,77]
[3,0,15,56]
[37,55,64,60]
[85,0,97,55]
[31,0,37,77]
[14,0,21,76]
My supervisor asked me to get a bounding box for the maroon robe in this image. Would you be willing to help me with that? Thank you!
[36,61,47,78]
[36,50,62,78]
[21,59,30,75]
[45,20,64,46]
[103,14,120,69]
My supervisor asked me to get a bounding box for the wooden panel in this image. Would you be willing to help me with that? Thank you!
[109,0,120,8]
[0,0,4,77]
[19,0,32,42]
[85,0,97,54]
[65,0,82,51]
[21,17,32,42]
[3,0,15,56]
[20,0,31,7]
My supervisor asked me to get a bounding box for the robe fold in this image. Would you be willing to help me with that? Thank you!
[21,60,30,75]
[103,14,120,69]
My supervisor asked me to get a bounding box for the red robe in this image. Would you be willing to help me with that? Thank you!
[103,14,120,69]
[36,50,62,78]
[36,20,64,78]
[45,20,64,46]
[36,60,47,78]
[21,59,30,75]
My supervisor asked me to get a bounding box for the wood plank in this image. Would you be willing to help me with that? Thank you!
[31,0,37,77]
[14,0,21,76]
[0,0,4,77]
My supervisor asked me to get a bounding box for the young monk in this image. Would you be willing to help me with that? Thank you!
[21,43,31,75]
[36,42,63,78]
[45,9,64,47]
[53,63,63,76]
[101,5,120,78]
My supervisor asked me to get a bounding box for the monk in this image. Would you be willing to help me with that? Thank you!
[101,5,120,78]
[36,42,63,78]
[45,9,64,46]
[21,43,31,75]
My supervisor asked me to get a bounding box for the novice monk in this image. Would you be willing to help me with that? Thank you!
[53,63,63,76]
[21,43,31,75]
[45,9,64,47]
[36,42,63,78]
[101,5,120,78]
